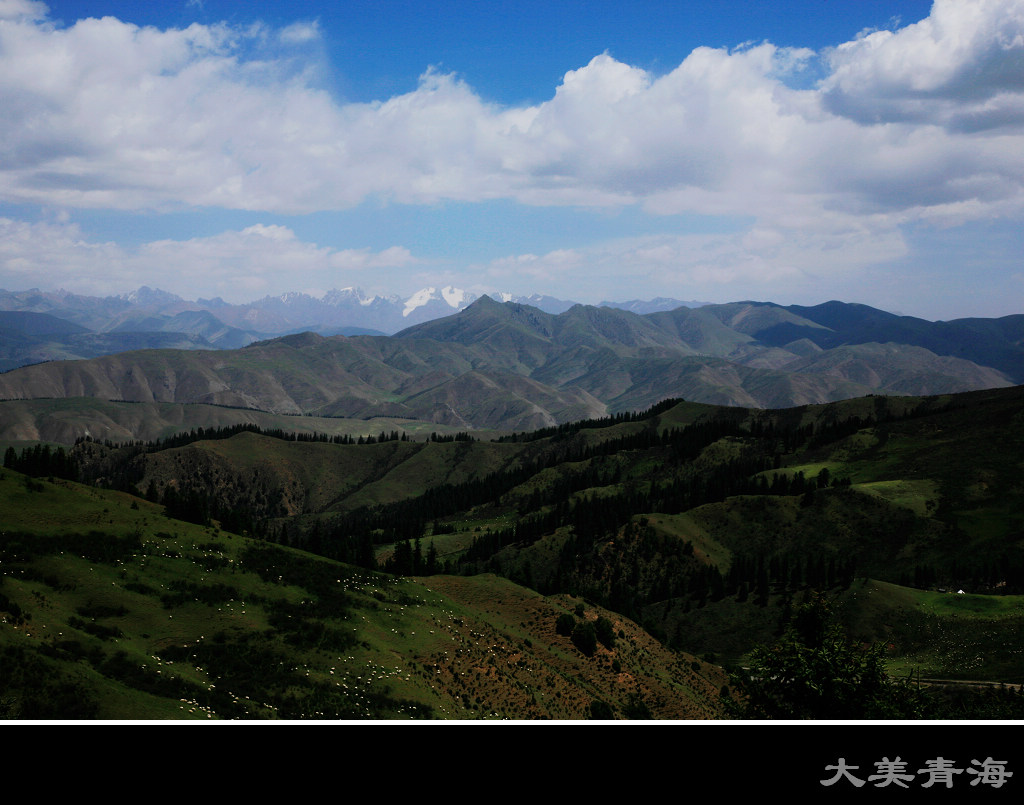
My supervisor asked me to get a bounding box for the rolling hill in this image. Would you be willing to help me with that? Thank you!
[0,468,726,720]
[3,384,1024,719]
[0,298,1014,442]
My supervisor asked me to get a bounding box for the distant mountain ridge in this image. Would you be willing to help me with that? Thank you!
[0,286,698,370]
[0,294,1017,441]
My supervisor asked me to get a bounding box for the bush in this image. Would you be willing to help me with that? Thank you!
[555,613,576,637]
[589,699,614,720]
[571,621,597,657]
[622,693,652,720]
[726,594,926,719]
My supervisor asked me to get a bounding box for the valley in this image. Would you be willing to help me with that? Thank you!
[2,376,1023,719]
[5,0,1024,729]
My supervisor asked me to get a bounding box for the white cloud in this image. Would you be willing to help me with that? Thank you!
[0,218,420,301]
[483,249,585,284]
[279,21,320,45]
[0,217,125,287]
[0,0,47,21]
[822,0,1024,130]
[477,213,909,304]
[329,245,417,270]
[0,0,1022,290]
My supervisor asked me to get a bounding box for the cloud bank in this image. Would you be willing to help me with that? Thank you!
[1,0,1023,309]
[0,217,419,298]
[3,1,1021,217]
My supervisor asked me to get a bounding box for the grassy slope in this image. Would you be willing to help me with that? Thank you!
[133,433,533,518]
[423,387,1024,683]
[0,397,463,446]
[837,579,1024,682]
[651,390,1024,678]
[0,469,726,720]
[6,385,1024,719]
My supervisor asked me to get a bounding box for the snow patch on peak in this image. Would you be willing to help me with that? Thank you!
[321,287,361,304]
[441,286,468,308]
[403,287,436,317]
[119,287,182,306]
[320,287,389,307]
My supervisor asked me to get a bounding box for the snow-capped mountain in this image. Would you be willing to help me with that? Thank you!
[0,284,707,355]
[198,286,481,334]
[403,286,477,319]
[117,286,186,308]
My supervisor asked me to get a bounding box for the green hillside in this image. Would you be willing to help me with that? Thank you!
[0,469,725,720]
[4,384,1024,719]
[0,397,468,446]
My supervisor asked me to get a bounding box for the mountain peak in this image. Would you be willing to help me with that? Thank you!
[401,286,477,318]
[441,285,469,308]
[117,286,183,307]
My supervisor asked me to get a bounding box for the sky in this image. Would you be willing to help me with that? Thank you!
[1,0,1022,320]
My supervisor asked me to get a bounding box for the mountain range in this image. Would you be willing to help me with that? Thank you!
[0,285,609,370]
[0,292,1020,442]
[3,290,1024,720]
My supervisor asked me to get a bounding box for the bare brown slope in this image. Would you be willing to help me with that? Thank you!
[0,298,1015,438]
[786,342,1013,394]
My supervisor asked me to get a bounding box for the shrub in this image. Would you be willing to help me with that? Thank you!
[726,595,926,719]
[589,700,614,720]
[555,613,576,637]
[571,622,597,657]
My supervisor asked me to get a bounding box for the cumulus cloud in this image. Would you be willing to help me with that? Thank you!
[479,214,909,303]
[279,21,320,45]
[0,217,125,287]
[822,0,1024,130]
[482,249,585,284]
[0,0,47,21]
[0,0,1022,259]
[0,218,420,301]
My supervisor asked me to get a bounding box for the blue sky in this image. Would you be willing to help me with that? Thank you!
[1,0,1022,319]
